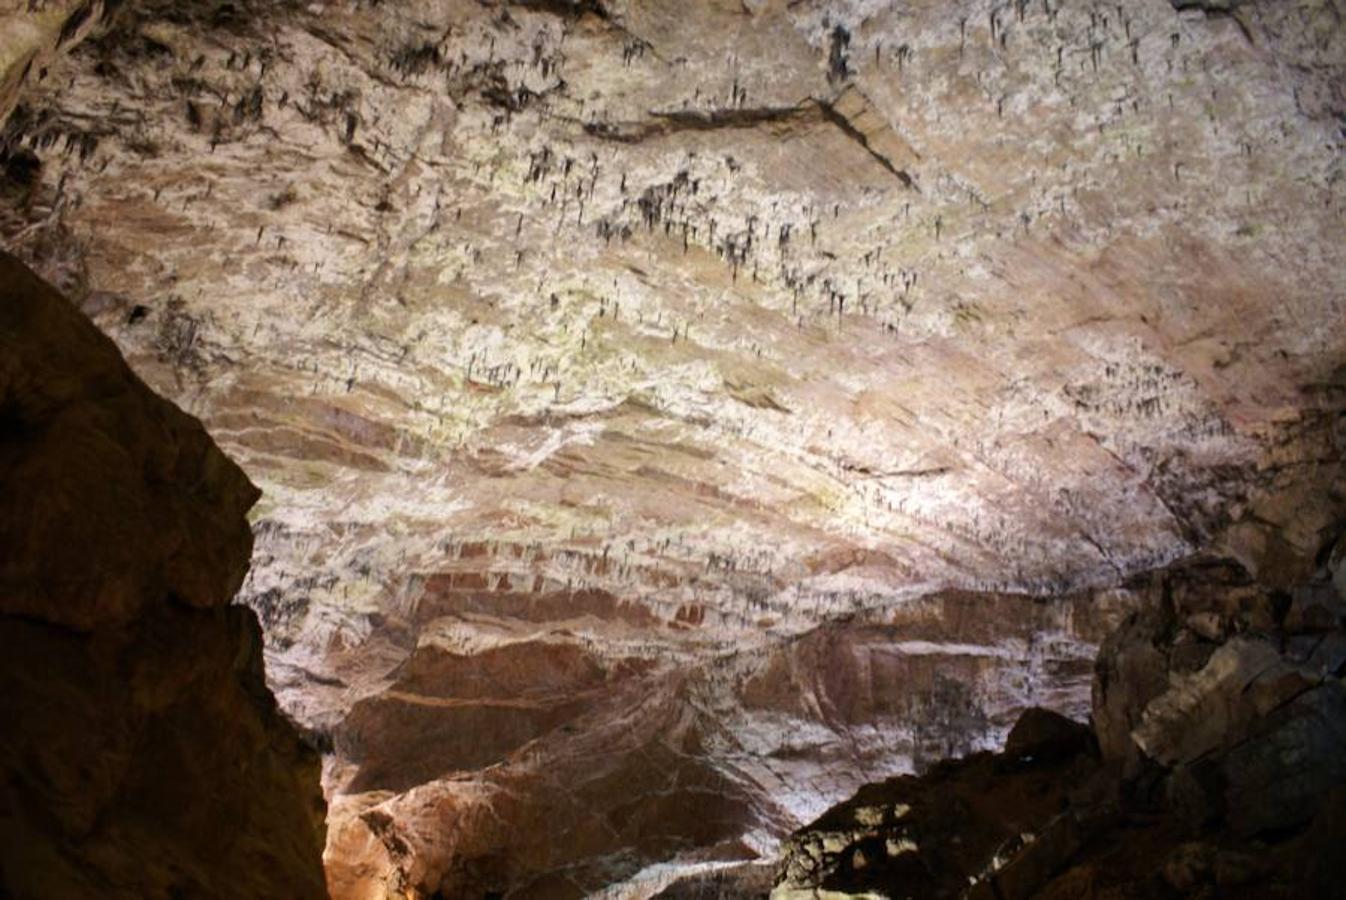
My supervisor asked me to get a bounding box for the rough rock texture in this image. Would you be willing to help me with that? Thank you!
[1,0,1345,895]
[771,553,1346,899]
[320,587,1133,898]
[775,708,1100,899]
[0,1,107,127]
[0,252,327,899]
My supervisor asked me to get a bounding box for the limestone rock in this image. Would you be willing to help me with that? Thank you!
[0,252,327,900]
[1221,681,1346,835]
[1129,626,1343,772]
[650,862,776,900]
[1090,607,1172,772]
[1332,537,1346,603]
[778,555,1346,899]
[1003,706,1093,762]
[0,1,108,126]
[774,703,1103,900]
[1,0,1345,892]
[1130,636,1287,767]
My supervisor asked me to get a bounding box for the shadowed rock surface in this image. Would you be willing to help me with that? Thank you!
[0,252,327,900]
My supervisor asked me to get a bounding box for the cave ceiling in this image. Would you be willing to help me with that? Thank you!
[2,0,1344,895]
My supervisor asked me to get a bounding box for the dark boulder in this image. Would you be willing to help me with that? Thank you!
[0,253,328,900]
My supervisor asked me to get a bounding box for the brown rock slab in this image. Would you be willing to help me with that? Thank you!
[0,252,326,899]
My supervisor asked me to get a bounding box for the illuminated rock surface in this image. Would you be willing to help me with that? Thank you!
[1,0,1343,896]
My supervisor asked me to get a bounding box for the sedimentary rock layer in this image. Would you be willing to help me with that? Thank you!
[1,0,1344,895]
[770,550,1346,899]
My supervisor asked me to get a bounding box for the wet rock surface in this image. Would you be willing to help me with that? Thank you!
[0,252,327,899]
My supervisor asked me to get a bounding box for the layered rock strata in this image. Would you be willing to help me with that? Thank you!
[0,252,327,900]
[320,587,1136,897]
[771,548,1346,899]
[0,0,1344,895]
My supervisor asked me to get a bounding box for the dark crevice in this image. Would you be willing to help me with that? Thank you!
[582,104,812,142]
[0,401,31,444]
[815,98,916,189]
[1171,0,1254,45]
[580,100,917,190]
[827,23,851,83]
[57,1,94,46]
[507,0,610,21]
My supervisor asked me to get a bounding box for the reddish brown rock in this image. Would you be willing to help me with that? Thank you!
[0,252,327,900]
[324,667,758,899]
[775,554,1346,900]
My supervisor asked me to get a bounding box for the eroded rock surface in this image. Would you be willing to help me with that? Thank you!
[772,552,1346,899]
[318,587,1134,897]
[0,252,327,899]
[1,0,1344,895]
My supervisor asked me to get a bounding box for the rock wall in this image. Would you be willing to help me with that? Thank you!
[319,586,1135,898]
[0,1,108,127]
[768,547,1346,899]
[0,251,327,899]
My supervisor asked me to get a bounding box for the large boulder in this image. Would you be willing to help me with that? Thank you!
[773,707,1104,900]
[0,252,327,899]
[1090,604,1175,776]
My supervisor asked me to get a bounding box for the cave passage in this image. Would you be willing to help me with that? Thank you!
[2,1,1345,898]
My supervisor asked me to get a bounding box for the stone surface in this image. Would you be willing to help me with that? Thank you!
[0,250,258,629]
[1090,604,1173,775]
[1003,706,1093,761]
[0,1,105,127]
[773,555,1346,900]
[319,588,1130,898]
[1221,681,1346,835]
[773,711,1102,900]
[1332,537,1346,602]
[0,252,327,899]
[1,0,1344,894]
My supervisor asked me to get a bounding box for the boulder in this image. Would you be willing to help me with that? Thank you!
[1221,682,1346,835]
[1091,608,1172,772]
[1004,707,1093,762]
[1131,636,1286,767]
[779,553,1346,899]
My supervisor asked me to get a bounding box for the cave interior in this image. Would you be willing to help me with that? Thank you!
[1,1,1345,898]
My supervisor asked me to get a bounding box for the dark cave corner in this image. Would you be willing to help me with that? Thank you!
[0,252,327,900]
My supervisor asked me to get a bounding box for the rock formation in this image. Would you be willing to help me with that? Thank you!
[1,0,1343,896]
[0,252,326,899]
[771,551,1346,899]
[320,588,1134,897]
